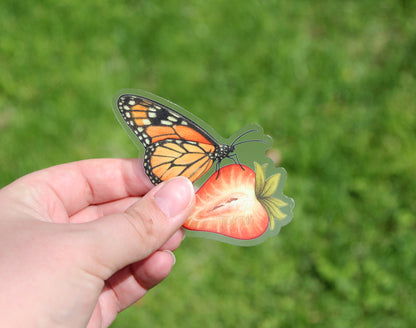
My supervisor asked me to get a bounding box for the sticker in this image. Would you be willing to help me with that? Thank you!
[113,89,294,246]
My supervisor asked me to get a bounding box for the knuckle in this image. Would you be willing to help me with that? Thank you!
[123,202,160,244]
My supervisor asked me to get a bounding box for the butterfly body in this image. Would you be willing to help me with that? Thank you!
[117,94,253,185]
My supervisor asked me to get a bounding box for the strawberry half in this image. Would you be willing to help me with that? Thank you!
[184,163,287,240]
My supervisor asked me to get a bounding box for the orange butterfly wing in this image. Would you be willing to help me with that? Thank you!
[147,140,215,183]
[117,94,220,184]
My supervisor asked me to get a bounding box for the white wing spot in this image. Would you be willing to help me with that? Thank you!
[168,116,178,122]
[161,120,172,125]
[143,119,151,125]
[168,110,180,118]
[148,112,157,118]
[128,100,135,105]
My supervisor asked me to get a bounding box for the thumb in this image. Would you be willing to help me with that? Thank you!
[84,176,194,277]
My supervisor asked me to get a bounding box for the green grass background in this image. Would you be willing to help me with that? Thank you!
[1,0,415,327]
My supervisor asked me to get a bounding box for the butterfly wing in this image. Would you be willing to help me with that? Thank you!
[117,94,218,184]
[144,139,215,184]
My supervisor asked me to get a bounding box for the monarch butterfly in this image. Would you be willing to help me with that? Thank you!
[117,94,263,185]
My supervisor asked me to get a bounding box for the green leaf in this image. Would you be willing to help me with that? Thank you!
[267,197,287,208]
[269,211,276,230]
[260,197,287,221]
[262,204,274,230]
[261,173,281,197]
[254,162,266,196]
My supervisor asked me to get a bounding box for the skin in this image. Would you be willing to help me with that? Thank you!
[0,158,195,327]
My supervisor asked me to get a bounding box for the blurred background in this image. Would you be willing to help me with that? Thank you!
[1,0,415,327]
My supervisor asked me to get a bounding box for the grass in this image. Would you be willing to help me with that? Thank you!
[1,0,416,327]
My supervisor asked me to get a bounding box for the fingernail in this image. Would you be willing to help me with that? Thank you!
[154,177,193,217]
[164,250,176,265]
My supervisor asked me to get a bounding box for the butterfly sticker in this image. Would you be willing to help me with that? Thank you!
[113,90,294,246]
[115,92,264,185]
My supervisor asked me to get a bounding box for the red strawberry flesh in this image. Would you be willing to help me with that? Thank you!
[184,164,269,240]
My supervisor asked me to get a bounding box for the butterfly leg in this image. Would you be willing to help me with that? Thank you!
[229,153,245,171]
[215,161,222,179]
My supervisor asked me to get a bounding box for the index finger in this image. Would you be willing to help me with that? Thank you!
[16,158,154,216]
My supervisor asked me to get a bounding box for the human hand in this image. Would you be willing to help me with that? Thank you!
[0,158,195,327]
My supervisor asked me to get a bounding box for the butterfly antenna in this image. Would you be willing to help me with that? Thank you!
[230,129,258,146]
[232,139,267,147]
[215,129,265,180]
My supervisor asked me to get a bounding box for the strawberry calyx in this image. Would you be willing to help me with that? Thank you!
[254,162,287,230]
